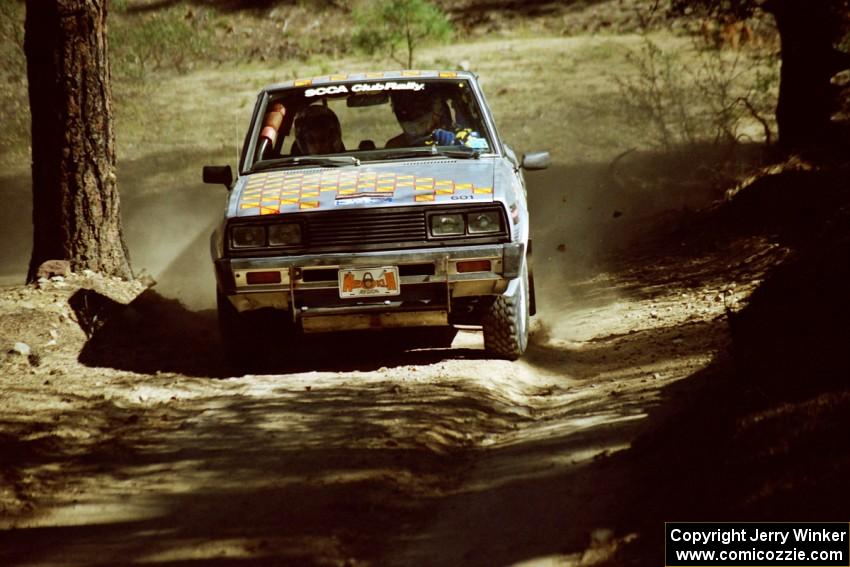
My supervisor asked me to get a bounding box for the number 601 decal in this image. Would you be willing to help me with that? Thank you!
[451,195,474,200]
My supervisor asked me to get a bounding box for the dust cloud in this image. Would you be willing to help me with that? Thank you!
[117,149,228,309]
[0,173,31,287]
[528,148,733,341]
[0,151,227,309]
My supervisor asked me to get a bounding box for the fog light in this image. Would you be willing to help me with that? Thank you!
[456,260,491,273]
[246,271,282,285]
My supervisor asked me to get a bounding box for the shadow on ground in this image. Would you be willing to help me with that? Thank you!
[74,287,499,377]
[1,322,723,567]
[599,160,850,566]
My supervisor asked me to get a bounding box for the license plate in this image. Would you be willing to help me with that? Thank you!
[338,267,401,298]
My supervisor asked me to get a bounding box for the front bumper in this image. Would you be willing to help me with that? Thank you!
[215,242,525,330]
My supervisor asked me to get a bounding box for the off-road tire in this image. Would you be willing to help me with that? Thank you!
[217,290,253,372]
[217,290,295,373]
[482,266,529,360]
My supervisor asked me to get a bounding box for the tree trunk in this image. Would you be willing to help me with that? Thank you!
[24,0,132,283]
[764,0,844,150]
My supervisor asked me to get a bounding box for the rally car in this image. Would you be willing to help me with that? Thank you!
[203,70,549,363]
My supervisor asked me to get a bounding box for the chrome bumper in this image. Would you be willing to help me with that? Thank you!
[215,242,525,330]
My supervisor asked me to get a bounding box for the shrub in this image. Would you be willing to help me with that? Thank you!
[109,5,212,79]
[615,11,779,150]
[352,0,452,68]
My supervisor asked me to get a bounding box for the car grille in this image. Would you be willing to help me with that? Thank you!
[305,207,427,247]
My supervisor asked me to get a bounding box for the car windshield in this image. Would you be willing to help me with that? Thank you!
[249,77,494,170]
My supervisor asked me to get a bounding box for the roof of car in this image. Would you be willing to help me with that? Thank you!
[262,70,478,93]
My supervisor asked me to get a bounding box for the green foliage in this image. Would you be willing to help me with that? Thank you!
[352,0,452,68]
[109,6,212,79]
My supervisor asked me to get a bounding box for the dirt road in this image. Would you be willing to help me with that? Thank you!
[0,182,773,567]
[0,106,786,565]
[3,11,849,559]
[0,284,732,567]
[0,32,781,564]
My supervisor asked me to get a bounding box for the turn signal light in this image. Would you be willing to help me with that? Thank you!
[246,271,282,285]
[456,260,491,273]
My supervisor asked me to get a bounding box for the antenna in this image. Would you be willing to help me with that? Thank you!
[234,111,239,169]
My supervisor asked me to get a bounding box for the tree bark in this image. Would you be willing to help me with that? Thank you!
[764,0,846,150]
[24,0,132,282]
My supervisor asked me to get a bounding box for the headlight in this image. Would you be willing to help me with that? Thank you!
[467,211,501,234]
[231,225,266,248]
[268,223,302,246]
[430,213,464,236]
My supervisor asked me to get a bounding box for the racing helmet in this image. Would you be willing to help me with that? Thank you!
[294,104,344,155]
[391,90,451,139]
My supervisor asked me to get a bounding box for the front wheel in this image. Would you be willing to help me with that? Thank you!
[482,265,530,360]
[217,290,295,373]
[217,290,254,371]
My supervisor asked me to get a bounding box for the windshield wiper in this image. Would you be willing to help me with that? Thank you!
[253,155,360,172]
[435,147,482,159]
[372,146,481,161]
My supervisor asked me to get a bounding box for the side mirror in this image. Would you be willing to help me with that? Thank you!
[203,165,233,188]
[521,151,550,171]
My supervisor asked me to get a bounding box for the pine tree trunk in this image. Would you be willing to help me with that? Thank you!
[24,0,132,283]
[765,0,840,150]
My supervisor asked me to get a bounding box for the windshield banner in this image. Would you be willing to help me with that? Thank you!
[305,81,425,98]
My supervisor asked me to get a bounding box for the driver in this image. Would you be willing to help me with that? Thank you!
[386,90,485,149]
[386,90,457,148]
[292,104,345,155]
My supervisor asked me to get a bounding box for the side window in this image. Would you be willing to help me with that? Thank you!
[255,100,286,161]
[450,87,488,138]
[449,92,491,152]
[254,97,299,160]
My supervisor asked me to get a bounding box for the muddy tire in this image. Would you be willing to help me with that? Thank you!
[482,265,529,360]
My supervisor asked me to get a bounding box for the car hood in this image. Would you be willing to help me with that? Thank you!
[229,159,497,218]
